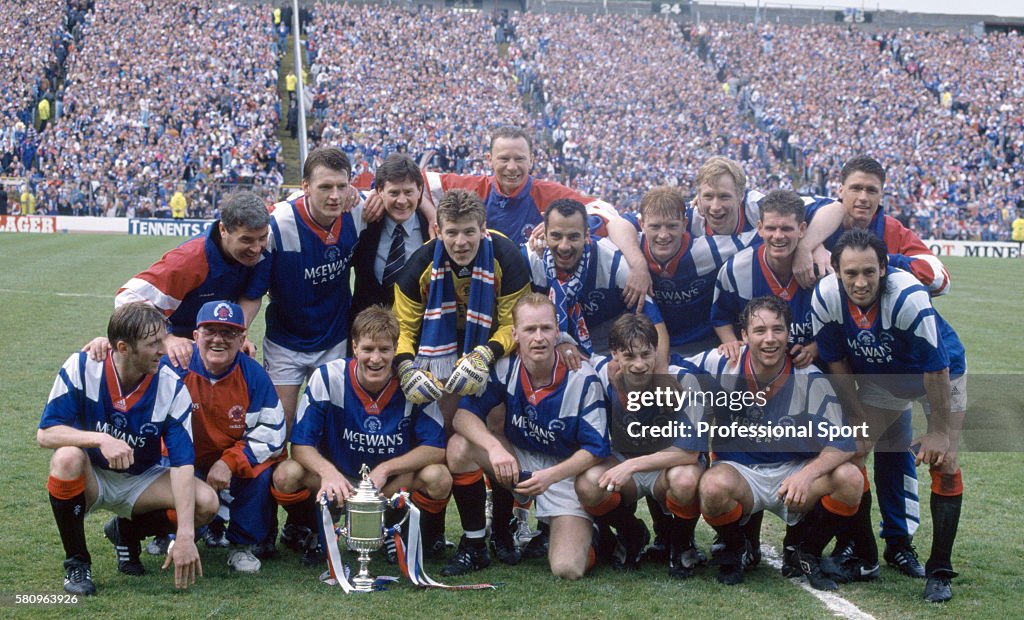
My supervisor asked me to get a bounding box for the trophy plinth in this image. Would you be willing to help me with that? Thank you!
[342,464,386,592]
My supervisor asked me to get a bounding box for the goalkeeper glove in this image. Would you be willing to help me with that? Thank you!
[445,345,495,396]
[398,360,445,404]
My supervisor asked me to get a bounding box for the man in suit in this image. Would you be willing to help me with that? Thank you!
[351,153,430,320]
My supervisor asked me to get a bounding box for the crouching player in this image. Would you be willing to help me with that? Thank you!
[576,313,707,577]
[692,296,862,590]
[162,301,286,572]
[38,302,218,595]
[271,307,451,565]
[445,293,609,579]
[812,230,966,602]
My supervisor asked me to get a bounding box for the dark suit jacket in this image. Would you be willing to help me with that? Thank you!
[351,210,430,320]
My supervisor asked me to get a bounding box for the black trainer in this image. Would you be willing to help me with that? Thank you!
[63,559,96,596]
[716,549,744,586]
[830,538,855,563]
[595,522,618,566]
[884,538,926,578]
[300,531,324,567]
[786,547,838,591]
[711,534,756,568]
[252,541,278,559]
[743,537,761,572]
[522,524,549,560]
[422,533,447,560]
[280,523,312,553]
[668,545,705,579]
[641,535,670,563]
[490,531,522,566]
[822,555,879,583]
[612,519,650,571]
[201,520,229,548]
[440,536,491,576]
[104,517,145,576]
[924,575,954,603]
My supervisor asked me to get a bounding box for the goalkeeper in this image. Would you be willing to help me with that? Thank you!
[393,188,531,425]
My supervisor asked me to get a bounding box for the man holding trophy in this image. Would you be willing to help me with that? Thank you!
[271,307,452,567]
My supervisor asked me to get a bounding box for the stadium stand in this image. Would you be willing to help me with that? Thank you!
[3,1,1021,240]
[305,3,528,178]
[0,0,84,180]
[30,0,283,218]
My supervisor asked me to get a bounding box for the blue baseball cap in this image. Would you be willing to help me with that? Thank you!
[196,301,245,331]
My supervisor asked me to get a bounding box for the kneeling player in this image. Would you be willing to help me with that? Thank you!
[271,307,451,565]
[812,230,966,602]
[39,303,218,595]
[163,301,286,572]
[692,297,862,590]
[445,293,609,580]
[576,313,707,577]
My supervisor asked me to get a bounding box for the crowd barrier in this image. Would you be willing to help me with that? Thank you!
[3,216,1022,259]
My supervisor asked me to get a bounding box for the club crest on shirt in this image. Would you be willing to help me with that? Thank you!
[856,330,876,347]
[228,405,245,422]
[363,416,383,434]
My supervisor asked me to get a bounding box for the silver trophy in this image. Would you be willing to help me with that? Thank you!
[340,464,387,592]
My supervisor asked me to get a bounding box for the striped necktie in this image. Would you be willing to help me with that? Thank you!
[382,224,407,287]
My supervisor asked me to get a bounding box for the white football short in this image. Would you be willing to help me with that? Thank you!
[263,337,347,385]
[713,459,810,526]
[858,374,967,414]
[511,446,589,521]
[610,450,663,500]
[91,464,169,518]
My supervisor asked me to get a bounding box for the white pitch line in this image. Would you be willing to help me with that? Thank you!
[0,288,108,299]
[761,544,877,620]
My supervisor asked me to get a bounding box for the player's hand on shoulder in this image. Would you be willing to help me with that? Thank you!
[555,342,585,371]
[623,267,652,310]
[789,342,817,368]
[716,340,743,368]
[793,246,818,289]
[241,337,258,358]
[82,336,111,362]
[398,361,445,404]
[528,223,547,252]
[795,245,832,289]
[341,185,361,214]
[164,335,194,368]
[363,191,384,222]
[445,345,494,395]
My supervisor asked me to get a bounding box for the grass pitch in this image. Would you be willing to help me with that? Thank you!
[1,233,1022,618]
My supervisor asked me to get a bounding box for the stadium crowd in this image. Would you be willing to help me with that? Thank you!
[0,0,88,180]
[505,13,793,212]
[21,0,283,218]
[304,3,528,179]
[688,22,1023,240]
[3,2,1021,240]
